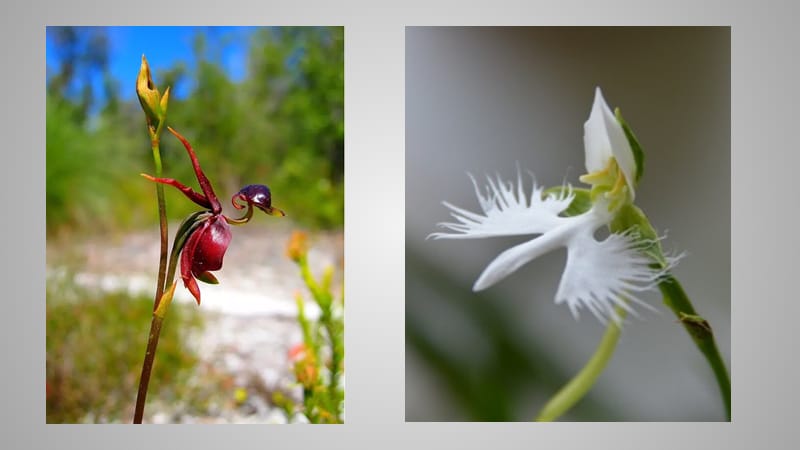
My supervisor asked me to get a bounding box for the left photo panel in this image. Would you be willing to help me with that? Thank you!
[46,26,344,424]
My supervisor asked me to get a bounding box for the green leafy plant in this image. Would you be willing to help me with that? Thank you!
[46,277,203,423]
[46,27,343,235]
[277,231,344,423]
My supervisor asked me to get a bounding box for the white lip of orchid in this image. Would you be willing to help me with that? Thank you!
[430,169,674,324]
[584,87,637,200]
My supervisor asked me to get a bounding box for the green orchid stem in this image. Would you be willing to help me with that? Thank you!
[133,226,182,424]
[536,308,627,422]
[132,234,180,424]
[151,121,168,311]
[133,314,164,423]
[658,274,731,420]
[134,120,170,424]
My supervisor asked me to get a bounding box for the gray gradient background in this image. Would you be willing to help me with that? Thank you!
[2,0,798,448]
[406,26,730,421]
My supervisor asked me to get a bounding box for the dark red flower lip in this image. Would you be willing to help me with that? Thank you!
[180,215,231,304]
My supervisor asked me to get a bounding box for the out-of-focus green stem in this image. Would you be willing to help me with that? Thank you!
[536,308,626,422]
[322,314,341,421]
[292,245,343,423]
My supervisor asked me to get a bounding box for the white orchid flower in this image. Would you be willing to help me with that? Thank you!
[430,88,676,323]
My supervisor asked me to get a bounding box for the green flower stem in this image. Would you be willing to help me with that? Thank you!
[133,239,180,424]
[294,294,317,417]
[132,280,176,423]
[133,314,165,423]
[134,120,170,424]
[322,313,342,422]
[304,260,340,411]
[658,274,731,420]
[609,202,729,419]
[150,120,168,311]
[535,308,627,421]
[295,253,343,422]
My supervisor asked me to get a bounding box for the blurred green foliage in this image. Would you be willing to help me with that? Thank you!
[47,27,344,233]
[46,275,204,423]
[405,250,618,421]
[275,231,344,423]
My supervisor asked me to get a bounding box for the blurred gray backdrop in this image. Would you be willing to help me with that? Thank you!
[405,27,730,421]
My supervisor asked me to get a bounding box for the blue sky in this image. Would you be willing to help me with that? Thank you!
[46,26,257,102]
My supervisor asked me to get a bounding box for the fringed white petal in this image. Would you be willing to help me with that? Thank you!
[429,169,574,239]
[472,205,601,291]
[555,227,677,324]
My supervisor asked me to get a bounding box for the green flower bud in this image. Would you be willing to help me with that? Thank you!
[136,55,168,127]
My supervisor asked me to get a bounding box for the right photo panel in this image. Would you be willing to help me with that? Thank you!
[405,27,730,421]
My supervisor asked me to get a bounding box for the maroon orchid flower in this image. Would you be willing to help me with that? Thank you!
[142,127,285,304]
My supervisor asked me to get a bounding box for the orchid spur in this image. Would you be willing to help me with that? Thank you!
[430,88,677,324]
[141,127,285,304]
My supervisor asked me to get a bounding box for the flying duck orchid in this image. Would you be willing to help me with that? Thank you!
[141,127,285,304]
[430,88,677,323]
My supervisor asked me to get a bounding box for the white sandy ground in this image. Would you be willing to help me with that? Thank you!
[47,223,344,423]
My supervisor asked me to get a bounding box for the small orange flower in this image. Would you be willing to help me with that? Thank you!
[286,231,309,262]
[288,343,319,388]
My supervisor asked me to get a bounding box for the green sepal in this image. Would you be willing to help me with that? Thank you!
[154,281,178,319]
[171,210,211,259]
[615,108,645,185]
[609,203,668,267]
[196,271,219,285]
[543,186,592,217]
[159,86,170,120]
[136,55,165,127]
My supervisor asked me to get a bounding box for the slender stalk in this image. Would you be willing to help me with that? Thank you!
[132,279,178,423]
[322,315,341,422]
[132,236,180,423]
[134,121,170,424]
[535,308,627,422]
[133,315,164,423]
[609,203,730,419]
[150,121,168,311]
[325,319,339,391]
[658,275,731,420]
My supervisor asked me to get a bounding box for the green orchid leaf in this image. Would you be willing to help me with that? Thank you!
[544,186,592,217]
[195,271,219,285]
[172,211,211,257]
[609,203,668,267]
[615,108,645,185]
